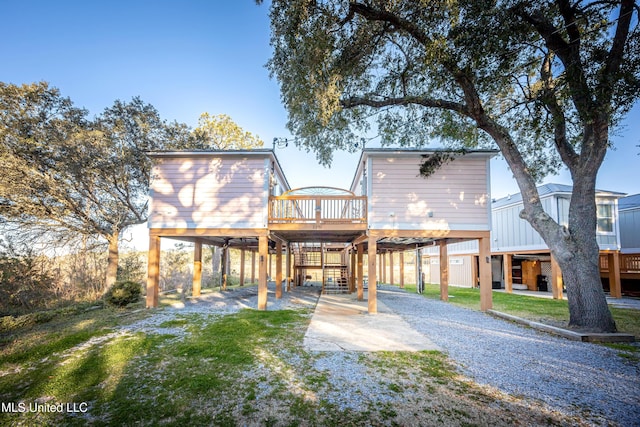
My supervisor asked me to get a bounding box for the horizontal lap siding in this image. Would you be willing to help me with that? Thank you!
[149,157,266,229]
[369,157,490,229]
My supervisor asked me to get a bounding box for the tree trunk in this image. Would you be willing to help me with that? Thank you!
[105,231,119,291]
[482,118,616,333]
[523,172,616,332]
[561,175,616,332]
[555,244,616,332]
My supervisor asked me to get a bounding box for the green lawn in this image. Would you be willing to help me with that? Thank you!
[0,294,586,426]
[404,283,640,339]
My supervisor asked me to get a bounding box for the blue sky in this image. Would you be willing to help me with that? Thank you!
[2,0,639,201]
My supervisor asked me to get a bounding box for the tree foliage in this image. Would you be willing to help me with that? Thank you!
[193,112,264,149]
[0,82,195,288]
[263,0,640,332]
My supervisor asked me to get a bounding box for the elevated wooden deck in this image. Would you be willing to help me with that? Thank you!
[268,194,367,225]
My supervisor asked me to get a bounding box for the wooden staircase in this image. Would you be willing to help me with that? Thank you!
[292,242,350,294]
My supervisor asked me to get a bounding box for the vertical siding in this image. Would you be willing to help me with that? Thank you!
[491,194,621,251]
[369,156,490,230]
[491,197,552,251]
[449,255,473,286]
[149,156,267,229]
[620,208,640,250]
[447,240,479,254]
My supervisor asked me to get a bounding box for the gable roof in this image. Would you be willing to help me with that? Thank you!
[492,183,626,209]
[619,193,640,211]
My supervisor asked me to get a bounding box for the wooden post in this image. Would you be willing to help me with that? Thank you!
[276,241,283,299]
[550,255,564,300]
[251,251,256,284]
[192,239,202,297]
[416,247,422,292]
[389,251,394,286]
[503,253,513,293]
[239,248,245,286]
[350,249,356,293]
[378,253,383,285]
[382,251,387,284]
[399,251,405,288]
[439,241,449,301]
[286,243,292,291]
[472,255,479,288]
[221,245,228,291]
[368,235,377,313]
[357,243,364,301]
[479,236,493,311]
[258,236,268,310]
[146,235,160,308]
[608,252,622,298]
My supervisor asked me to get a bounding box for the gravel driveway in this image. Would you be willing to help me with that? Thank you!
[378,286,640,427]
[130,284,639,425]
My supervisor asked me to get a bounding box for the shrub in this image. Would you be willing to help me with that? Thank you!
[104,281,141,307]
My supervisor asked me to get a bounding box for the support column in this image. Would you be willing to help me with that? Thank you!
[193,239,202,297]
[472,256,479,288]
[608,252,622,298]
[258,236,268,310]
[550,255,564,300]
[239,248,245,287]
[357,243,364,301]
[399,252,405,289]
[251,251,256,284]
[503,253,513,293]
[382,251,387,284]
[286,244,292,291]
[479,236,493,311]
[439,241,449,301]
[350,249,356,293]
[276,241,283,299]
[368,235,377,313]
[221,245,228,291]
[378,253,383,285]
[389,251,394,286]
[416,247,423,293]
[146,235,160,308]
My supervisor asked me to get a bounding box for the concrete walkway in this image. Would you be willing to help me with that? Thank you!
[303,292,440,351]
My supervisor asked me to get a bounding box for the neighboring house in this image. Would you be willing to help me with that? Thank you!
[146,148,498,311]
[422,184,628,298]
[617,194,640,296]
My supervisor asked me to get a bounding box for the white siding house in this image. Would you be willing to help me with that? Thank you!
[146,147,497,312]
[149,150,289,230]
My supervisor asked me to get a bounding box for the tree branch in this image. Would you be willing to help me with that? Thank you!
[538,51,579,169]
[597,0,635,106]
[341,95,469,115]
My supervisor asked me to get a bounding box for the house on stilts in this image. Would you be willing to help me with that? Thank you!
[145,148,497,312]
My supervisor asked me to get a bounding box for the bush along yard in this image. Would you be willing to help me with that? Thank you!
[0,285,636,426]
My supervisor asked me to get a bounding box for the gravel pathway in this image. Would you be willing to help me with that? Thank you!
[377,285,640,426]
[126,284,639,425]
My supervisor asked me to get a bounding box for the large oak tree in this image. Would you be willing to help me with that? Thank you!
[0,82,194,289]
[262,0,640,331]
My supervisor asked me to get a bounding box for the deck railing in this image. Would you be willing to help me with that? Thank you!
[599,254,640,274]
[268,195,367,224]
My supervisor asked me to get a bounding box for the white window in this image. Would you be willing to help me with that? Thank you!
[596,202,614,234]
